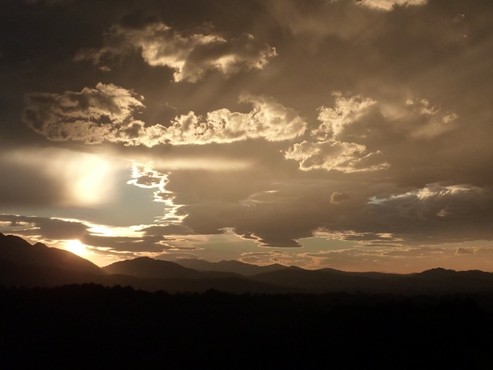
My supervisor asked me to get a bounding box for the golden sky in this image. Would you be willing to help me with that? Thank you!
[1,0,493,272]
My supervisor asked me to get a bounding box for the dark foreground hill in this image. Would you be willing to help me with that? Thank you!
[0,233,102,275]
[1,284,493,368]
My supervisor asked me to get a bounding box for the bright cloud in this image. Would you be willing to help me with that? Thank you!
[156,94,307,145]
[24,86,307,146]
[75,22,276,82]
[357,0,428,11]
[285,140,389,173]
[23,83,145,144]
[315,93,459,142]
[313,93,378,140]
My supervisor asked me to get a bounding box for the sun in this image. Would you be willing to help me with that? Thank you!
[65,239,88,257]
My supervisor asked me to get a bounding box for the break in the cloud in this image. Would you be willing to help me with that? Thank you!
[127,162,183,224]
[23,85,307,146]
[75,22,276,82]
[0,214,202,265]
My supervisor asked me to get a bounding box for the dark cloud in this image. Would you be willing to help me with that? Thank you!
[0,215,88,240]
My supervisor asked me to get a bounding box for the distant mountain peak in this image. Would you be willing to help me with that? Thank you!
[418,267,457,276]
[103,257,197,279]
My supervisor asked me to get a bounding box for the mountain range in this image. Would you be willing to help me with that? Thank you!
[2,232,493,294]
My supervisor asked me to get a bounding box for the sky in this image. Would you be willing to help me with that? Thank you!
[1,0,493,272]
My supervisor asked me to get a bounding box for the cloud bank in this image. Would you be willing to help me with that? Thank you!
[24,85,307,146]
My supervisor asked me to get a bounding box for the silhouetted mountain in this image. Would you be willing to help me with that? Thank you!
[252,266,493,294]
[401,268,493,294]
[414,267,458,279]
[173,258,287,276]
[102,257,242,279]
[0,235,282,292]
[4,233,493,294]
[0,233,103,275]
[101,257,290,293]
[0,233,107,288]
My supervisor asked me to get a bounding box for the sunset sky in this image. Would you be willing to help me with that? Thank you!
[1,0,493,272]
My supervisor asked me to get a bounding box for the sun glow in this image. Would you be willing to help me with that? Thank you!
[65,239,88,257]
[3,148,124,207]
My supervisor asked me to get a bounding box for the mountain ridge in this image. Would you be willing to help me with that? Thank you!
[102,256,244,280]
[0,233,103,276]
[3,233,493,294]
[171,258,287,276]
